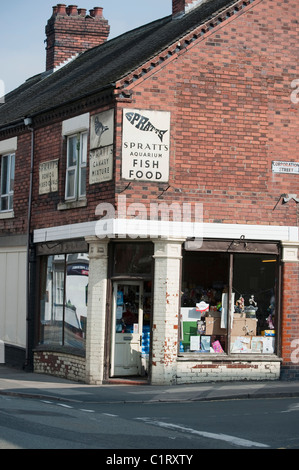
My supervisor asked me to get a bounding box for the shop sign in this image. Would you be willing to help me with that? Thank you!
[39,159,59,194]
[272,161,299,174]
[89,145,113,183]
[121,109,170,182]
[89,109,114,184]
[90,109,114,150]
[67,263,89,276]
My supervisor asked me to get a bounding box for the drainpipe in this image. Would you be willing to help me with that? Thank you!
[23,117,34,370]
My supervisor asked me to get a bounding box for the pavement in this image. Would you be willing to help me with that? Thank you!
[1,365,299,405]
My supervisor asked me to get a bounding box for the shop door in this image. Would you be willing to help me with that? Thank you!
[111,282,143,377]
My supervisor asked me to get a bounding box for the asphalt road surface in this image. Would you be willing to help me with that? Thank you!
[0,395,298,451]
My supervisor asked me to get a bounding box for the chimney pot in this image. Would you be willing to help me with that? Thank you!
[52,6,58,16]
[93,7,103,17]
[67,5,78,16]
[78,8,87,17]
[56,4,67,15]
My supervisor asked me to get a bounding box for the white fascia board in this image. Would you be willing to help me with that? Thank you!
[34,220,299,243]
[202,223,299,242]
[34,221,97,243]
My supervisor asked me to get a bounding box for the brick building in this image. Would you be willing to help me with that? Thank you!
[0,0,298,384]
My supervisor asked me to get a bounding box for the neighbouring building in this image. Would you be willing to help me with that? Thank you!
[0,0,299,384]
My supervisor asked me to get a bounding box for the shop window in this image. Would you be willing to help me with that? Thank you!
[231,254,277,354]
[39,253,89,349]
[181,250,278,355]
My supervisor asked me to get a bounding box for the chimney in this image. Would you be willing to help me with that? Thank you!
[45,4,110,71]
[172,0,205,17]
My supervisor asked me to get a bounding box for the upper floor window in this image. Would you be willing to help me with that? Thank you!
[65,132,87,201]
[0,153,15,212]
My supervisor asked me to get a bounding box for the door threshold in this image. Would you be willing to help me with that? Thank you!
[106,376,149,385]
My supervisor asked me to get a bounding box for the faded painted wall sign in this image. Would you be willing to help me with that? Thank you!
[90,109,114,150]
[89,109,114,183]
[89,145,113,184]
[272,161,299,174]
[122,109,170,182]
[39,159,59,194]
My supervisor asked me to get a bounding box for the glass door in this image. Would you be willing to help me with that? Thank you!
[111,282,143,376]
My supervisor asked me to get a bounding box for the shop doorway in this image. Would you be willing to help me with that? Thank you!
[110,281,145,377]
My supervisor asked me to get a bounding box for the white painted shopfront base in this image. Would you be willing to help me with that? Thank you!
[176,360,281,383]
[85,237,109,384]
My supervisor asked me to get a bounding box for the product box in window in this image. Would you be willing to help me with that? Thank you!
[262,336,275,353]
[261,330,275,336]
[200,335,211,352]
[230,336,251,353]
[205,317,226,335]
[231,317,257,336]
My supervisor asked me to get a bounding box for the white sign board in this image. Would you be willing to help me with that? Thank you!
[272,161,299,174]
[39,159,59,194]
[89,109,114,183]
[122,109,170,182]
[90,109,114,150]
[89,145,113,184]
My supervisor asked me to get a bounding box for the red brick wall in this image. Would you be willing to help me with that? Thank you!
[173,0,198,15]
[114,0,299,228]
[29,117,116,230]
[10,0,298,233]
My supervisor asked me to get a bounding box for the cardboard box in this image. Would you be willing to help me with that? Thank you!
[205,317,226,335]
[231,317,257,336]
[262,337,275,353]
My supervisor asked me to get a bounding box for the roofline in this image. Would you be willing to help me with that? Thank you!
[116,0,257,91]
[0,82,116,133]
[0,0,257,130]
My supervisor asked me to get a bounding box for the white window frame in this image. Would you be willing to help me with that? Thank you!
[0,153,15,212]
[65,132,87,201]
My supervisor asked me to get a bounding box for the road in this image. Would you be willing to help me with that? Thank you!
[0,395,298,451]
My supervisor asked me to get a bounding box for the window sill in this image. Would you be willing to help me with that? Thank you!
[57,198,87,211]
[34,344,85,358]
[177,353,282,361]
[0,211,14,219]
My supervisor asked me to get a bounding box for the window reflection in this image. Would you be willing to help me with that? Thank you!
[114,243,153,275]
[39,253,89,349]
[180,251,277,355]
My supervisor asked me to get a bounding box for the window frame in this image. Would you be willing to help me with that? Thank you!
[0,152,15,212]
[38,253,89,350]
[65,132,87,201]
[180,243,280,358]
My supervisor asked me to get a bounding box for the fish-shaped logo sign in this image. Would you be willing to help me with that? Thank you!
[125,112,168,143]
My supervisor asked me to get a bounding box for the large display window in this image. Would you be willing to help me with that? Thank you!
[39,253,89,350]
[180,246,278,355]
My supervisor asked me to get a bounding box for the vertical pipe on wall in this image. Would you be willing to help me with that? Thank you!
[24,117,34,370]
